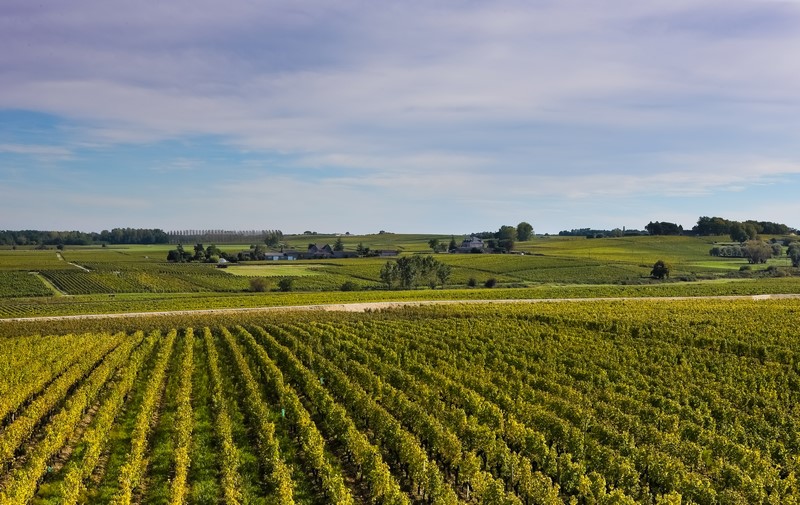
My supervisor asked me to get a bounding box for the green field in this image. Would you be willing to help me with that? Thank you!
[2,299,800,504]
[0,234,797,317]
[225,264,327,277]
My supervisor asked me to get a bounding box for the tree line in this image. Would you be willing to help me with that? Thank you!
[693,216,793,237]
[0,228,169,246]
[167,229,283,245]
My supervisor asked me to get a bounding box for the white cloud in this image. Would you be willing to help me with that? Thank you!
[2,0,800,231]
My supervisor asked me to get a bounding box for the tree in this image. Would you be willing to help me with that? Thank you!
[264,230,283,248]
[167,243,192,262]
[651,260,670,279]
[496,225,516,252]
[194,243,206,261]
[435,263,452,288]
[729,223,748,242]
[730,222,758,242]
[448,237,458,252]
[788,243,800,267]
[277,278,294,292]
[167,249,183,262]
[356,242,371,257]
[742,240,772,264]
[428,238,440,253]
[334,237,344,251]
[380,261,399,288]
[517,222,534,241]
[484,278,497,288]
[251,244,266,260]
[395,256,419,288]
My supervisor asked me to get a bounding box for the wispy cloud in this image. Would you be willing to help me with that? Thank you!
[0,143,72,158]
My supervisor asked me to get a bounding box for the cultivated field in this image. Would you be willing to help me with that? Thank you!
[1,299,799,504]
[0,234,799,318]
[1,234,799,504]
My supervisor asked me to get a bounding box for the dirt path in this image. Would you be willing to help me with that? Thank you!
[2,293,800,323]
[29,271,67,296]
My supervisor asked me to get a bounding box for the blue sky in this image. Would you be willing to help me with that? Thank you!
[2,0,799,234]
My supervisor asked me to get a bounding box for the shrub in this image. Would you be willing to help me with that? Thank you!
[484,278,497,288]
[467,277,477,288]
[650,260,670,280]
[340,281,360,292]
[249,278,270,292]
[278,278,294,292]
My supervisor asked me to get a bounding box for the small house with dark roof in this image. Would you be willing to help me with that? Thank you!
[306,244,335,258]
[457,236,485,253]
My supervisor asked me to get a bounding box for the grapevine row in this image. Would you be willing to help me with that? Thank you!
[203,327,242,505]
[233,326,354,504]
[59,330,160,504]
[218,327,295,504]
[0,332,124,470]
[0,330,144,505]
[0,332,107,426]
[112,329,177,505]
[169,328,195,505]
[246,326,409,505]
[289,322,567,505]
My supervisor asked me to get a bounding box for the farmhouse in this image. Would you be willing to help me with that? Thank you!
[263,250,299,260]
[457,236,485,253]
[307,244,335,258]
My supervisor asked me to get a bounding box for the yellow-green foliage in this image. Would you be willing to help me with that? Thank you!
[3,299,800,504]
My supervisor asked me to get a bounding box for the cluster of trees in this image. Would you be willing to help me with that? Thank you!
[0,228,169,246]
[167,229,283,245]
[380,256,452,289]
[645,221,683,236]
[427,238,452,253]
[693,217,793,237]
[167,243,226,263]
[168,241,303,263]
[709,241,783,264]
[558,228,647,238]
[560,217,794,240]
[469,222,534,252]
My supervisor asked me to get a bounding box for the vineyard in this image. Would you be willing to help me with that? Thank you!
[1,299,799,504]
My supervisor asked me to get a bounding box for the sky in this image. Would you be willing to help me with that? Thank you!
[1,0,800,235]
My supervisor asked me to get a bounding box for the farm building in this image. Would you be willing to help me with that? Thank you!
[457,236,485,253]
